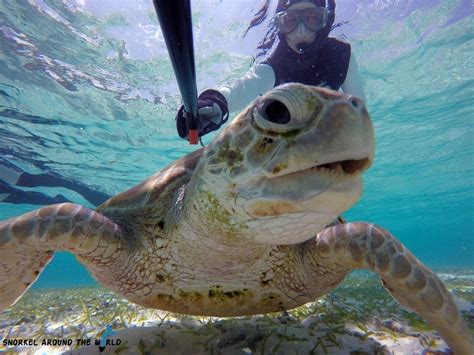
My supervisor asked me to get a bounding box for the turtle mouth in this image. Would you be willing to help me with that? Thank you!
[267,157,372,181]
[314,158,371,176]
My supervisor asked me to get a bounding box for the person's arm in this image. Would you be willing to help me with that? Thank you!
[341,53,367,104]
[219,63,276,114]
[175,63,276,139]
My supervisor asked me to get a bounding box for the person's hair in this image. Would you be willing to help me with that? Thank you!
[276,0,326,12]
[243,0,337,58]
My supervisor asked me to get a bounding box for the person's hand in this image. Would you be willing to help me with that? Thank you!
[176,89,229,139]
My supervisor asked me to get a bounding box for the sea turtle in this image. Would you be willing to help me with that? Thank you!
[0,83,472,354]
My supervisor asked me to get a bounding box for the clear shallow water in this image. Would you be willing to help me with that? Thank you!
[0,0,472,289]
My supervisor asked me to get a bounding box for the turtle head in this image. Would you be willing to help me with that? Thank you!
[189,83,374,244]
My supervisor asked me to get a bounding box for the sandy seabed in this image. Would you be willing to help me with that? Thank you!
[1,269,473,354]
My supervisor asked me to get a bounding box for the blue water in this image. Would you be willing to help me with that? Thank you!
[0,0,472,290]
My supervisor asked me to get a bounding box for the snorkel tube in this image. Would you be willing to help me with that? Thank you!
[316,0,335,40]
[304,0,335,52]
[152,0,199,144]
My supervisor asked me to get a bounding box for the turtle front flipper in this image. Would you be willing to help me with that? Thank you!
[302,222,474,355]
[0,203,128,312]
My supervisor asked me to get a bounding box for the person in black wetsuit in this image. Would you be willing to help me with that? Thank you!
[176,0,366,140]
[0,159,110,206]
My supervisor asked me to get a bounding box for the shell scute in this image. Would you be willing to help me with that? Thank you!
[97,148,204,214]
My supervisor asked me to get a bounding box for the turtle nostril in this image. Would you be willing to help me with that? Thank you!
[349,96,364,110]
[259,99,291,124]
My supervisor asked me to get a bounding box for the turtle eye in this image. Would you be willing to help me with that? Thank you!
[257,99,291,124]
[252,84,317,132]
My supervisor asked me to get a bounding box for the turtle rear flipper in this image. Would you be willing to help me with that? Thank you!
[0,203,127,312]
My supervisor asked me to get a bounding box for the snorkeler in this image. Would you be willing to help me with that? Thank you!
[176,0,366,139]
[0,159,110,206]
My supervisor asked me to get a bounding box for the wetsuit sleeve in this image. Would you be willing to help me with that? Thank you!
[219,63,276,114]
[341,52,367,104]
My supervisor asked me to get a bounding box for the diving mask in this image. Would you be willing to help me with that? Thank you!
[275,7,328,35]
